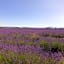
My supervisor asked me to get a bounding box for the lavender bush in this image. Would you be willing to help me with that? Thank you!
[0,28,64,64]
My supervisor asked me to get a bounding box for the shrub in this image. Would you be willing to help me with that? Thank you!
[40,41,51,51]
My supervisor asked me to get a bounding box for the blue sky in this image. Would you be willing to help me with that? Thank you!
[0,0,64,27]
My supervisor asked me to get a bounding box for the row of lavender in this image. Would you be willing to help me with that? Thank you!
[0,28,64,64]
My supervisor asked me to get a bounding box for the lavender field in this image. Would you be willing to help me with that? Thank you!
[0,27,64,64]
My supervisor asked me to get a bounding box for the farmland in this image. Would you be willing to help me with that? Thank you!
[0,27,64,64]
